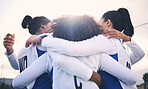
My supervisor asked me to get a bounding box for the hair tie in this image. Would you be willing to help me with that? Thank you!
[26,24,29,28]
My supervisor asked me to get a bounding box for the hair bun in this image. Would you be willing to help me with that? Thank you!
[117,8,129,15]
[21,15,32,29]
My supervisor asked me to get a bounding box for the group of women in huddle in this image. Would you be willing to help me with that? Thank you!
[4,8,145,89]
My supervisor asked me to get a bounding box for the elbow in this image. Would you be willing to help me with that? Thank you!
[12,79,19,89]
[12,66,19,70]
[128,76,138,85]
[12,78,25,89]
[141,52,145,59]
[124,74,138,85]
[137,51,145,61]
[132,51,145,64]
[139,50,145,59]
[12,79,17,89]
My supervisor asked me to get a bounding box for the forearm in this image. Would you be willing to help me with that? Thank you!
[126,39,145,64]
[5,52,19,70]
[6,47,14,55]
[100,53,137,85]
[48,51,93,81]
[42,35,116,56]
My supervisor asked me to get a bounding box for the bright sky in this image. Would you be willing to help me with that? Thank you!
[0,0,148,85]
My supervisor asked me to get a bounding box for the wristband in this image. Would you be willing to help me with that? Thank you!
[39,35,47,44]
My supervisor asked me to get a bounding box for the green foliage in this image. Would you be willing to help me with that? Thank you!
[143,72,148,82]
[0,83,14,89]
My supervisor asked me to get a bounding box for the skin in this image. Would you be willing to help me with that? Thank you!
[4,22,102,88]
[98,18,112,33]
[24,17,133,88]
[25,18,131,46]
[104,29,131,42]
[3,22,53,55]
[3,33,15,55]
[25,29,131,47]
[24,26,131,88]
[98,18,131,42]
[36,22,53,35]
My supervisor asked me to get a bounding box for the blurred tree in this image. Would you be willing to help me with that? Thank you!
[0,82,14,89]
[143,72,148,89]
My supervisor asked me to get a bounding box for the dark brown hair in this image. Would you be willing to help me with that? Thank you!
[52,15,102,41]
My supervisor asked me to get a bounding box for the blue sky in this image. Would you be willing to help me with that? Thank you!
[0,0,148,85]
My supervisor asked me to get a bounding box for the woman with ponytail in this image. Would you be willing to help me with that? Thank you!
[24,8,144,89]
[99,8,134,37]
[47,8,143,89]
[4,15,53,89]
[13,15,140,89]
[24,10,144,89]
[22,15,52,35]
[94,8,137,89]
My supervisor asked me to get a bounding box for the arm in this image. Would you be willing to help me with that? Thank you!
[125,39,145,65]
[103,29,145,64]
[41,35,116,56]
[13,50,100,88]
[48,51,93,81]
[5,52,19,70]
[5,47,29,70]
[3,33,19,70]
[12,52,52,89]
[25,34,116,56]
[100,53,137,85]
[3,33,15,55]
[48,51,101,87]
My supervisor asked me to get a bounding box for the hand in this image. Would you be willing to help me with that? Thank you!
[89,71,102,88]
[25,35,40,47]
[3,33,15,55]
[103,29,131,42]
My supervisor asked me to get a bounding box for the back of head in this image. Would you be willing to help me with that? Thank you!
[102,8,134,37]
[21,15,51,35]
[52,15,101,41]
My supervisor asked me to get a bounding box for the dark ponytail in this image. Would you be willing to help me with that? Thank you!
[21,15,50,35]
[21,15,32,29]
[117,8,134,37]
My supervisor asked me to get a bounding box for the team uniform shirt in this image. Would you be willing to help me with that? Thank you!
[49,52,137,89]
[15,34,142,87]
[12,49,137,89]
[41,34,145,89]
[13,34,141,89]
[5,34,53,89]
[5,46,37,89]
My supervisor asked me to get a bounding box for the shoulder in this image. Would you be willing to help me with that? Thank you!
[17,47,30,59]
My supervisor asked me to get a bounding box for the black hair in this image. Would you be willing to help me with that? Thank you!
[52,15,101,41]
[102,8,134,37]
[21,15,51,35]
